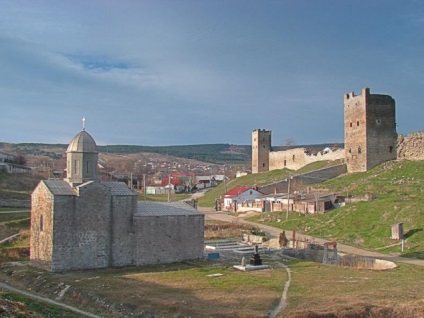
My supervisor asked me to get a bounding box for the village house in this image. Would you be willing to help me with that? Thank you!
[196,174,227,189]
[232,191,339,214]
[223,187,263,210]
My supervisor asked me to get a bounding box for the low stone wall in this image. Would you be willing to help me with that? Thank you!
[242,233,267,244]
[282,249,397,270]
[0,199,30,208]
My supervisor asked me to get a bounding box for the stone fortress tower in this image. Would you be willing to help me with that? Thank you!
[31,123,204,272]
[252,129,271,174]
[344,87,397,172]
[251,87,397,174]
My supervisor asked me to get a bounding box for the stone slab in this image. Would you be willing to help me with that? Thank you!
[233,265,270,271]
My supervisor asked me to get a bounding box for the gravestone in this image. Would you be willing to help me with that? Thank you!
[249,245,262,266]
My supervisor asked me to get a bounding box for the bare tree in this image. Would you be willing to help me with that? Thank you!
[285,138,296,147]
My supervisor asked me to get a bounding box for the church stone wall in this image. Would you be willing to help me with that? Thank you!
[70,183,113,271]
[50,195,78,271]
[111,195,137,266]
[30,184,55,271]
[397,132,424,161]
[269,148,344,171]
[133,215,204,266]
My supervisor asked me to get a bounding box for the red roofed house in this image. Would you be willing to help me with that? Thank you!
[223,187,263,208]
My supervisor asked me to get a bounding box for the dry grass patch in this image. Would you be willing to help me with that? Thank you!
[0,258,287,318]
[282,260,424,318]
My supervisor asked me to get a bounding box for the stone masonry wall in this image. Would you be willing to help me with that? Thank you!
[30,182,55,271]
[252,129,271,174]
[269,148,344,171]
[111,195,137,267]
[133,214,204,266]
[397,131,424,161]
[344,88,396,172]
[67,182,113,271]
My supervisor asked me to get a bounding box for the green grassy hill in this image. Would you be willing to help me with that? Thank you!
[246,160,424,259]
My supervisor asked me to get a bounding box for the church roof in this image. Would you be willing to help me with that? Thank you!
[103,182,136,196]
[136,201,200,217]
[43,180,76,196]
[67,130,98,153]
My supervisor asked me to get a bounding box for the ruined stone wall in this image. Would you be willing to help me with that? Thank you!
[397,131,424,161]
[269,148,344,171]
[133,214,204,266]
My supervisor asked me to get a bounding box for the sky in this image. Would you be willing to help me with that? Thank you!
[0,1,423,146]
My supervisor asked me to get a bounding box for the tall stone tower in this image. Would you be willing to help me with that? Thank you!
[344,87,397,173]
[252,129,271,174]
[65,128,99,187]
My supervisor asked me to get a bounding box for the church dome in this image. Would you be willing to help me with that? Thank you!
[66,130,98,153]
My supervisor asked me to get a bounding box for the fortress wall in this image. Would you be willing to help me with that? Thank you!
[269,148,345,171]
[259,164,347,195]
[397,131,424,161]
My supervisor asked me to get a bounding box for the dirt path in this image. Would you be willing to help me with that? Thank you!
[0,281,105,318]
[199,207,424,267]
[267,259,292,318]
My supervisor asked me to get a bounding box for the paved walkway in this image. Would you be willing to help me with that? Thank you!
[199,207,424,267]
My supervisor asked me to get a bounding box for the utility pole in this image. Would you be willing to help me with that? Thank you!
[143,174,146,201]
[286,174,291,220]
[167,175,171,202]
[223,165,227,193]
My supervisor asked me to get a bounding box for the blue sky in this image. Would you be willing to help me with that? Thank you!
[0,1,423,146]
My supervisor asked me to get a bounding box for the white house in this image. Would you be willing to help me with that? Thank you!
[223,187,263,207]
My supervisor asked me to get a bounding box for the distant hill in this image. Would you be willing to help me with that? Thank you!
[0,142,343,164]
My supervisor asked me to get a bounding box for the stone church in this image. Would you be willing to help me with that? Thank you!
[30,127,204,272]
